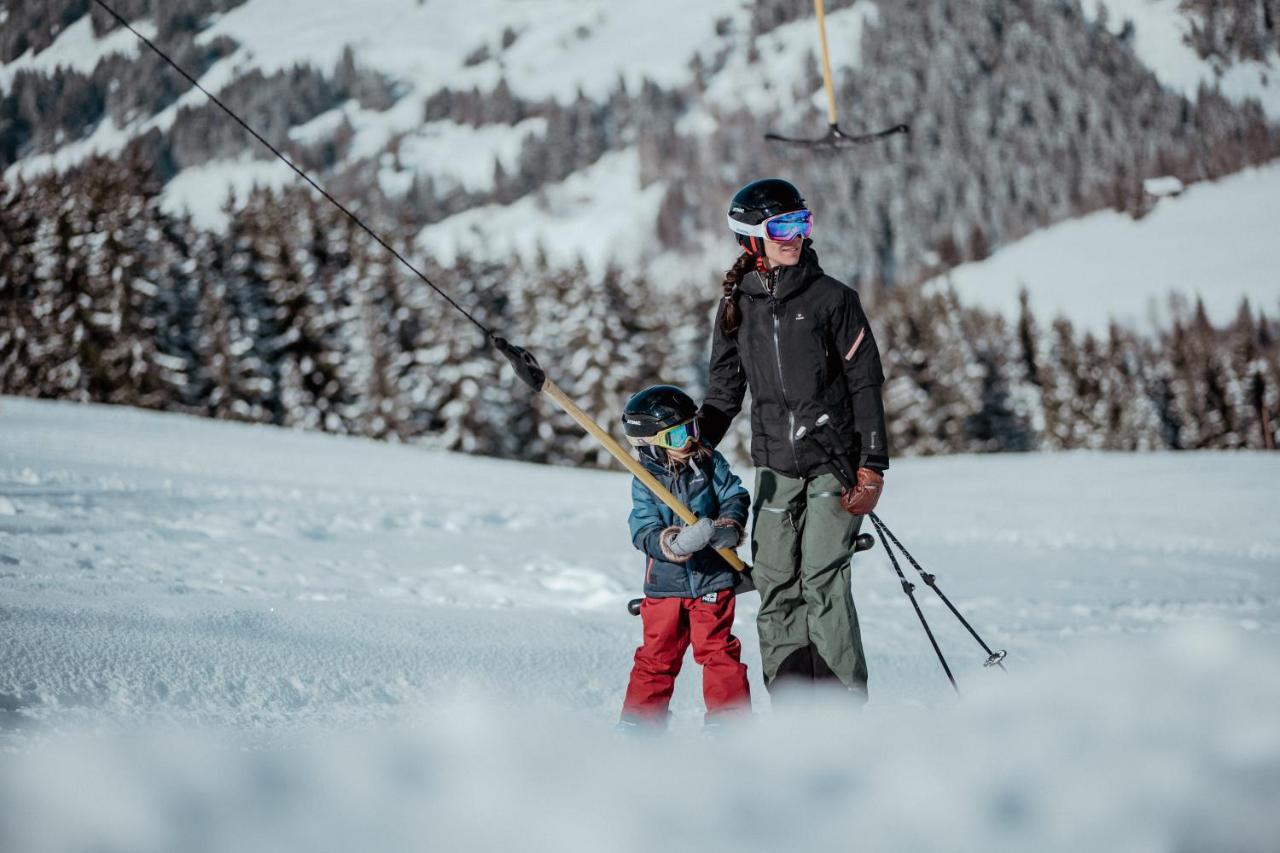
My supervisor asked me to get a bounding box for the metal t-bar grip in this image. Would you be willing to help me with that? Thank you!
[490,334,547,392]
[538,380,749,576]
[490,338,750,623]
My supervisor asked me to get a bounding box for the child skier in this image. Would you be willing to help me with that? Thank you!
[618,384,752,730]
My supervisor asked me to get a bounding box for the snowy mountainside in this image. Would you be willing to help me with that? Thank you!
[416,147,668,273]
[1,0,758,187]
[2,397,1279,850]
[1087,0,1280,119]
[925,160,1280,330]
[2,0,1277,287]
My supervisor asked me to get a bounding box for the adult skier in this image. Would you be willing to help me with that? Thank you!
[698,178,888,700]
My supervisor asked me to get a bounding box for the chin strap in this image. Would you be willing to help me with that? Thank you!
[737,235,769,262]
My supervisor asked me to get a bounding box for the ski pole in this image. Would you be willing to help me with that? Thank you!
[869,513,958,692]
[796,414,856,488]
[800,418,1010,672]
[868,514,1008,670]
[93,0,749,579]
[795,417,958,691]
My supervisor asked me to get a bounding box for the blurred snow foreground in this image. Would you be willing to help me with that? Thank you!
[2,633,1279,853]
[2,397,1279,852]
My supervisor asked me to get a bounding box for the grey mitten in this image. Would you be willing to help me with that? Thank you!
[660,517,715,562]
[708,518,745,550]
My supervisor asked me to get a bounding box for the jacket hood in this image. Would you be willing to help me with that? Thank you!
[737,243,825,301]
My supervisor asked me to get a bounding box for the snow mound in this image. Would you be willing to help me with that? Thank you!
[2,626,1278,853]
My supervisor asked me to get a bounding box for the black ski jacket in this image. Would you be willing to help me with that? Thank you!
[699,247,889,477]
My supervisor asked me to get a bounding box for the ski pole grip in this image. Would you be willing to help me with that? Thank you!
[540,379,750,574]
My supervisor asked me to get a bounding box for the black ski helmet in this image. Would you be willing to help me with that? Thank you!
[727,178,806,255]
[621,385,698,458]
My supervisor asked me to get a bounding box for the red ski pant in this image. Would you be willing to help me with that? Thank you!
[621,590,751,722]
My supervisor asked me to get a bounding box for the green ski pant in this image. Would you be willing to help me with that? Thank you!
[751,468,868,695]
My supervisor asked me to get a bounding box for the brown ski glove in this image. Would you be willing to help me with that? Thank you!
[839,468,884,516]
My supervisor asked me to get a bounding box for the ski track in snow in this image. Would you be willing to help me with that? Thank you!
[2,397,1279,852]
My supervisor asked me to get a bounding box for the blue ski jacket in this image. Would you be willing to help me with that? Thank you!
[627,448,750,599]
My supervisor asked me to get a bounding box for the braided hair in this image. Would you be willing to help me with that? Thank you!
[719,252,757,336]
[720,240,812,335]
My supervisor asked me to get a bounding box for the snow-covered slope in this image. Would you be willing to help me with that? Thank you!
[2,397,1278,851]
[196,0,744,103]
[2,0,749,190]
[5,0,1277,286]
[926,162,1280,330]
[1085,0,1280,120]
[8,1,1274,176]
[416,148,667,272]
[0,16,153,88]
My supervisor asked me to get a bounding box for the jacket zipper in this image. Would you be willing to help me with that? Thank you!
[761,270,803,474]
[675,470,695,596]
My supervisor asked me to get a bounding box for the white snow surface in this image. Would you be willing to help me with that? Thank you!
[927,162,1280,331]
[1,397,1279,851]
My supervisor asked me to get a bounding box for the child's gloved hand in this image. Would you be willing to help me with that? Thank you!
[660,517,715,561]
[672,517,715,554]
[709,518,745,550]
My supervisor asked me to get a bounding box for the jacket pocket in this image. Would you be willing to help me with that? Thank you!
[756,503,796,532]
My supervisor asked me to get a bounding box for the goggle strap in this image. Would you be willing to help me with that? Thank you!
[729,209,812,240]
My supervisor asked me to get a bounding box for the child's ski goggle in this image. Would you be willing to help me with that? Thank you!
[726,209,813,242]
[652,420,697,450]
[628,419,698,451]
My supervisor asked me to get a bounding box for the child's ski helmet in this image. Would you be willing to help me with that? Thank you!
[622,385,698,438]
[622,385,698,461]
[727,178,806,255]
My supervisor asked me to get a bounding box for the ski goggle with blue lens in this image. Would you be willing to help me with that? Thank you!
[726,208,813,242]
[627,419,699,451]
